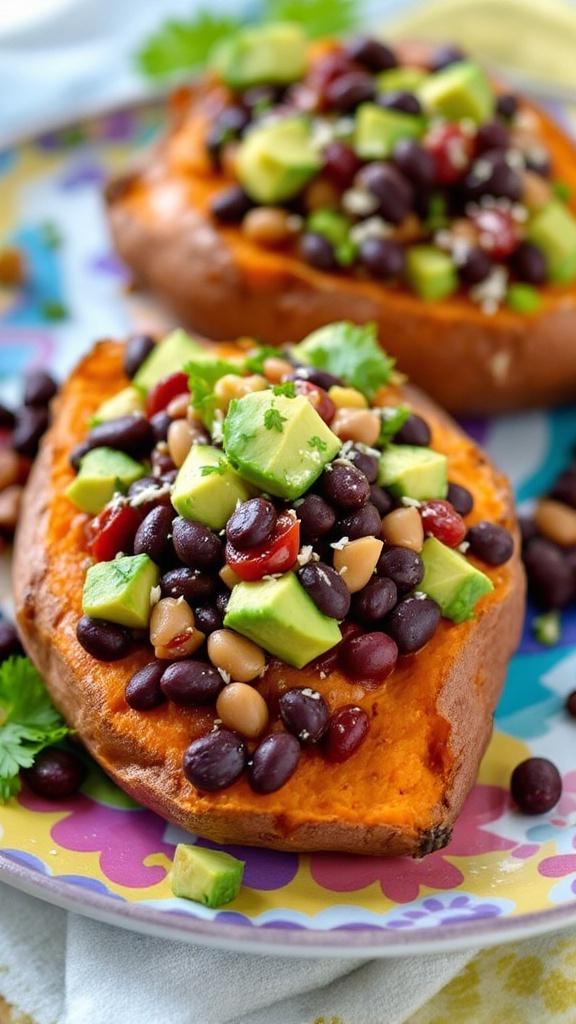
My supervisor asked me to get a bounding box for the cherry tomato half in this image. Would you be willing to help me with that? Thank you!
[146,372,189,418]
[420,499,466,548]
[87,503,142,561]
[225,512,300,581]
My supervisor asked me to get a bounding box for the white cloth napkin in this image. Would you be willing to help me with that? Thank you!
[0,881,477,1024]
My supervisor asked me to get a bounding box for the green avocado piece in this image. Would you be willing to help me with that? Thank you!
[376,66,428,93]
[291,321,394,400]
[417,60,494,124]
[405,245,458,301]
[419,536,493,623]
[378,444,448,501]
[171,444,254,530]
[235,116,321,204]
[210,22,307,91]
[90,386,145,426]
[525,200,576,284]
[66,447,146,515]
[170,844,245,907]
[82,553,160,629]
[223,390,340,500]
[224,573,341,668]
[133,329,205,394]
[353,102,425,160]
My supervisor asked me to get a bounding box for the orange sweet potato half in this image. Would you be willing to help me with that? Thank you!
[106,32,576,415]
[13,331,525,856]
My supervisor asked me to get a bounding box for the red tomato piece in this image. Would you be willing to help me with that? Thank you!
[146,372,189,418]
[225,512,300,581]
[293,379,336,424]
[469,206,519,259]
[420,499,467,548]
[424,122,474,185]
[88,503,142,561]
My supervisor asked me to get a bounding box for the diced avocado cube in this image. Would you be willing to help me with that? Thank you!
[171,444,254,531]
[82,553,159,629]
[525,200,576,284]
[419,536,493,623]
[210,22,307,91]
[376,66,428,93]
[223,390,340,500]
[353,102,425,160]
[224,573,341,668]
[417,60,494,124]
[405,245,458,301]
[236,116,322,205]
[90,386,145,426]
[170,844,245,907]
[378,444,448,501]
[133,330,205,394]
[66,447,145,515]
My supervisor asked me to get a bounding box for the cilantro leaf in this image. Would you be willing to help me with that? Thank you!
[378,405,411,446]
[137,12,240,78]
[0,656,71,803]
[273,381,296,398]
[264,407,287,432]
[245,345,282,375]
[262,0,359,38]
[291,322,395,401]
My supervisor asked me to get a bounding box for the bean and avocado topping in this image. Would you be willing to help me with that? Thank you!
[202,23,576,314]
[67,324,514,796]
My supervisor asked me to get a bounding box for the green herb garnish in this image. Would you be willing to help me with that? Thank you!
[245,344,282,375]
[378,405,411,446]
[291,321,395,401]
[506,283,542,314]
[0,657,71,803]
[200,460,228,476]
[309,435,328,452]
[273,381,296,398]
[532,610,561,647]
[264,407,287,432]
[552,181,573,203]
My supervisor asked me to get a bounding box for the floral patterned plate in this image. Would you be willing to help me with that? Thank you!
[2,103,576,957]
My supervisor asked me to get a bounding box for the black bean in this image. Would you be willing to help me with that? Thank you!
[242,84,285,110]
[0,402,15,429]
[523,537,575,608]
[76,615,132,661]
[321,461,370,510]
[127,476,172,513]
[123,334,156,378]
[352,577,397,624]
[464,150,522,202]
[446,482,474,517]
[0,619,24,662]
[509,241,547,285]
[359,237,406,279]
[355,162,414,225]
[346,449,379,483]
[369,483,393,516]
[226,498,277,549]
[475,119,510,154]
[458,247,493,286]
[466,521,514,565]
[160,661,223,706]
[339,631,398,681]
[299,232,339,271]
[510,757,562,814]
[69,439,91,470]
[295,493,336,542]
[193,603,224,635]
[338,502,382,540]
[566,691,576,718]
[23,370,58,407]
[324,705,370,762]
[326,71,375,111]
[379,90,422,115]
[85,414,154,459]
[248,732,301,794]
[22,747,86,799]
[160,567,217,603]
[518,515,539,547]
[392,138,436,187]
[429,43,466,70]
[550,470,576,508]
[12,406,49,458]
[149,410,171,443]
[392,413,431,447]
[290,366,345,390]
[279,687,329,744]
[125,662,166,710]
[172,517,223,568]
[216,590,230,616]
[183,728,247,791]
[151,447,176,477]
[134,506,175,563]
[297,561,351,619]
[211,185,253,223]
[345,35,397,72]
[384,595,441,655]
[206,105,250,164]
[377,545,425,592]
[496,93,518,119]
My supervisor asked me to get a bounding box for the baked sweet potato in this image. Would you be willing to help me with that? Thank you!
[14,332,524,856]
[105,34,576,416]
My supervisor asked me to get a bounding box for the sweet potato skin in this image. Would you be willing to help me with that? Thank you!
[13,339,525,856]
[106,74,576,416]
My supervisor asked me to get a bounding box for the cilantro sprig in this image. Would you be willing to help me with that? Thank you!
[0,656,71,803]
[291,322,395,401]
[136,0,359,79]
